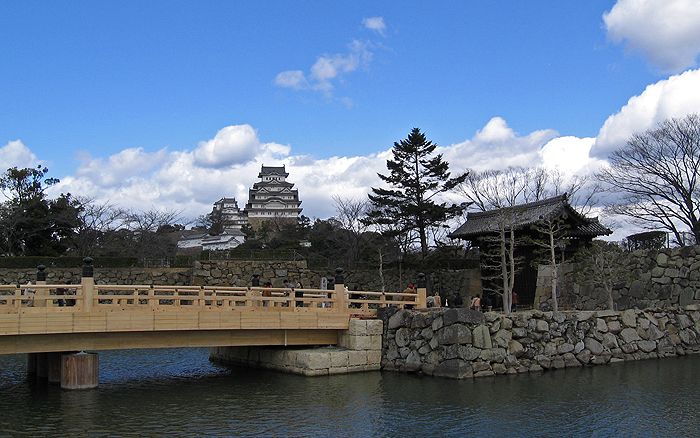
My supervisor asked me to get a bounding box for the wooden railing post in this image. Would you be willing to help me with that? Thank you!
[289,288,296,310]
[14,284,21,310]
[81,257,95,313]
[416,272,427,309]
[148,285,155,309]
[334,267,347,312]
[35,264,48,307]
[245,287,253,308]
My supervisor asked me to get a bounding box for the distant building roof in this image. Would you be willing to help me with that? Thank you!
[449,194,612,240]
[258,165,289,177]
[215,197,239,204]
[252,180,295,188]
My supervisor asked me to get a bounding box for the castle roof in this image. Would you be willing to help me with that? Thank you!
[449,194,612,240]
[258,165,289,178]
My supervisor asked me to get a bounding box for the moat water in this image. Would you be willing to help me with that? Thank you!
[0,349,698,437]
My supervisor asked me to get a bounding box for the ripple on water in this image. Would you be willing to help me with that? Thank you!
[1,349,699,437]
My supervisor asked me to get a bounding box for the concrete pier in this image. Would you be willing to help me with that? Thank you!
[211,319,383,376]
[61,352,99,390]
[27,351,99,389]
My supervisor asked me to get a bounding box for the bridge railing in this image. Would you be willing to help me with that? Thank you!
[0,262,428,315]
[0,284,84,312]
[0,285,425,314]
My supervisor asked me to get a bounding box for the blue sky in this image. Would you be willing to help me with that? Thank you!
[1,1,650,169]
[1,0,700,232]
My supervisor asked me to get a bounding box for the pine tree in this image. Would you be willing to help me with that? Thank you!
[363,128,467,258]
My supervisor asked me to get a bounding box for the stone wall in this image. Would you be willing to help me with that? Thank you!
[193,260,313,287]
[379,306,700,379]
[210,319,382,376]
[0,260,480,298]
[535,245,700,311]
[192,260,480,297]
[0,268,191,286]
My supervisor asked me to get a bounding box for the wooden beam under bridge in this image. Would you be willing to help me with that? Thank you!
[0,329,340,355]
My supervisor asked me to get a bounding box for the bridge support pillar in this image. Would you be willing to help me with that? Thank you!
[61,352,99,390]
[47,352,63,384]
[27,353,38,376]
[35,352,48,379]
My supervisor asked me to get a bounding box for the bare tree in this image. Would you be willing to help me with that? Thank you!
[459,167,529,210]
[72,197,126,256]
[122,208,182,233]
[377,247,386,292]
[598,114,700,245]
[459,166,601,214]
[474,208,526,315]
[530,218,569,311]
[333,195,370,265]
[119,208,183,259]
[575,241,630,311]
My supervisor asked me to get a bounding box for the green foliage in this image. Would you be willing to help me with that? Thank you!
[0,166,81,256]
[364,128,468,257]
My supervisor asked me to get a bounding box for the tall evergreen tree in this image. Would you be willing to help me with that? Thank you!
[0,166,80,256]
[364,128,468,257]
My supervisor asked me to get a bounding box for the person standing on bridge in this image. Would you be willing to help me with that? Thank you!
[262,282,273,307]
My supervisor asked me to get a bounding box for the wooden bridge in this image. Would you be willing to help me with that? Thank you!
[0,266,427,356]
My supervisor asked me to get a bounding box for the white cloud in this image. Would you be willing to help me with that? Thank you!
[274,70,307,89]
[46,118,591,222]
[604,0,700,72]
[275,33,375,99]
[592,68,700,158]
[76,147,167,187]
[441,117,560,172]
[362,16,386,36]
[193,124,289,168]
[0,140,40,170]
[539,136,604,175]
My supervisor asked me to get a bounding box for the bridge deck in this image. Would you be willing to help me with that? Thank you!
[0,282,424,355]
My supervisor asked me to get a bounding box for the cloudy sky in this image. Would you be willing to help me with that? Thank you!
[2,1,700,238]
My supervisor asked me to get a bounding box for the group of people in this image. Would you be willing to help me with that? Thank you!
[467,291,519,312]
[258,279,306,308]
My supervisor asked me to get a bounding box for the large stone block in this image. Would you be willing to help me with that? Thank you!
[585,338,604,356]
[638,340,657,353]
[621,310,637,327]
[366,319,384,335]
[367,350,382,365]
[620,327,642,343]
[493,329,512,348]
[348,350,368,366]
[442,308,485,326]
[330,350,349,368]
[348,319,368,336]
[473,325,493,349]
[368,335,382,351]
[395,328,411,347]
[296,351,330,370]
[388,309,411,330]
[437,324,472,345]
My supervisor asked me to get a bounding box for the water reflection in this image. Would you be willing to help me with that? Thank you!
[0,349,698,437]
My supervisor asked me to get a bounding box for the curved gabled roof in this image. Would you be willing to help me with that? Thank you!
[449,194,612,239]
